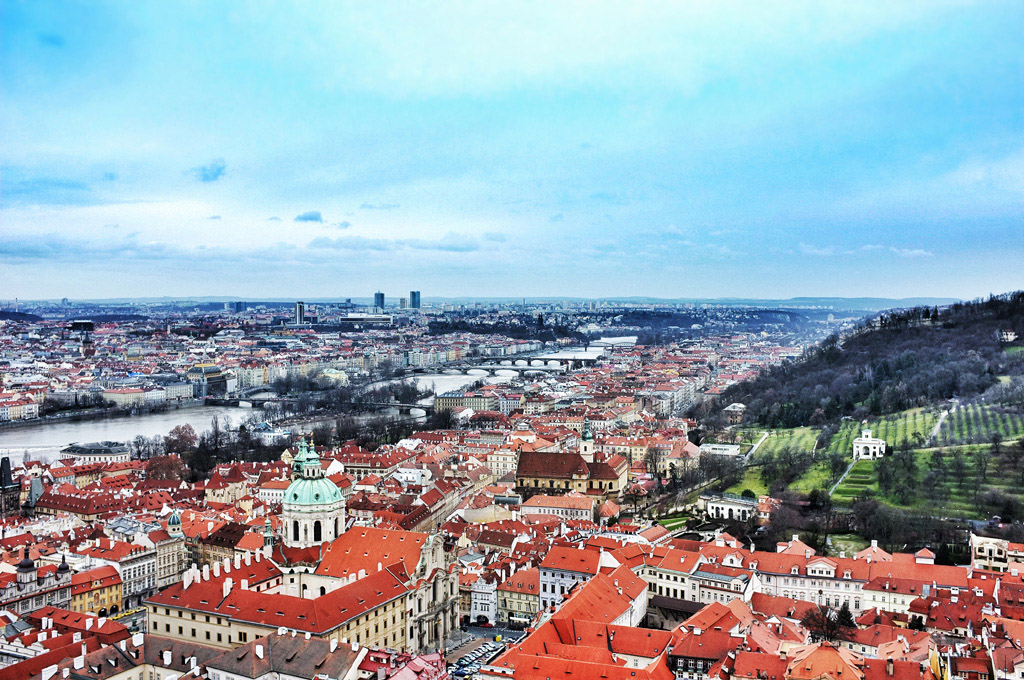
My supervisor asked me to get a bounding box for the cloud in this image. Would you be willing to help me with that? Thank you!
[189,158,227,182]
[267,216,282,221]
[891,247,933,258]
[102,172,118,181]
[798,243,836,257]
[309,231,480,253]
[2,177,94,207]
[408,231,480,252]
[483,232,508,242]
[207,215,222,220]
[308,236,392,251]
[294,210,323,222]
[549,213,564,222]
[359,202,400,210]
[331,221,352,229]
[802,243,935,258]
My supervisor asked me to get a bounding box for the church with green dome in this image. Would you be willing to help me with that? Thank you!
[282,437,346,549]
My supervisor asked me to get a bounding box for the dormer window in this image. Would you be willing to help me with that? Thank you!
[791,567,799,575]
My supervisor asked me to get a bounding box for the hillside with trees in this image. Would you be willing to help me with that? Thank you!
[716,292,1024,429]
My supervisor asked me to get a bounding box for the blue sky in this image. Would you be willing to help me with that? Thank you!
[2,1,1022,300]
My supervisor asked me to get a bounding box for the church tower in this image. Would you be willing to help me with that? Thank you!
[580,418,595,463]
[281,437,345,549]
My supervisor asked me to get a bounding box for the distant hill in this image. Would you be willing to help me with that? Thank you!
[14,294,960,311]
[0,311,42,322]
[716,291,1024,428]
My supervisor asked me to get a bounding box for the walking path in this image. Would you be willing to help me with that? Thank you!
[927,400,958,446]
[828,460,856,496]
[744,431,770,463]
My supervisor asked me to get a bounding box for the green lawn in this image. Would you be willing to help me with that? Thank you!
[659,517,689,530]
[829,533,869,557]
[741,407,1023,518]
[939,403,1024,446]
[726,467,769,497]
[825,408,939,454]
[829,443,1024,518]
[789,461,835,493]
[749,427,818,457]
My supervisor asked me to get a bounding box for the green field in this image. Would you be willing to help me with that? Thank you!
[939,402,1024,446]
[789,461,834,493]
[829,533,870,556]
[824,408,940,454]
[725,467,769,497]
[734,407,1024,517]
[830,443,1024,518]
[747,427,818,456]
[659,516,689,530]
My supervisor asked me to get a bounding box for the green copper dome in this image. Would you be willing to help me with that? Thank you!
[284,436,344,508]
[286,476,344,506]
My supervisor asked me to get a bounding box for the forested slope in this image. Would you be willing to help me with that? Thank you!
[719,291,1024,428]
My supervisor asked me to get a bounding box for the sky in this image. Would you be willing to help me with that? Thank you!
[1,1,1022,301]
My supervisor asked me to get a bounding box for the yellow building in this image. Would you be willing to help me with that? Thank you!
[497,567,541,628]
[71,565,123,617]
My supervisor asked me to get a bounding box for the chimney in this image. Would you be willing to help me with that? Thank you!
[234,555,241,570]
[213,562,221,578]
[62,669,70,679]
[256,551,262,562]
[245,553,252,566]
[85,618,93,630]
[224,556,232,573]
[73,657,84,670]
[255,644,264,659]
[871,539,878,548]
[886,658,894,676]
[202,565,210,581]
[241,579,249,590]
[132,633,144,647]
[223,577,233,598]
[330,639,338,652]
[41,666,59,680]
[208,521,213,533]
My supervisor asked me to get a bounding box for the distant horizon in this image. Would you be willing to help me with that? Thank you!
[3,3,1022,298]
[1,292,979,307]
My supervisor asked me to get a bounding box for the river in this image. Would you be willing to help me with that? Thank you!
[0,371,511,462]
[0,339,633,462]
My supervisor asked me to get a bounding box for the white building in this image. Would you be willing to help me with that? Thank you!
[852,429,887,460]
[60,441,131,464]
[539,546,620,610]
[520,492,594,522]
[470,573,499,625]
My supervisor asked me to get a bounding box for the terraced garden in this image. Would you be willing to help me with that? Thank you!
[830,444,1024,518]
[823,408,940,453]
[729,405,1024,518]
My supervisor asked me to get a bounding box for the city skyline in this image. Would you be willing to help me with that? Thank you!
[3,2,1023,300]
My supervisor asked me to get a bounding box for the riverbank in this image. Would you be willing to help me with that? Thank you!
[0,370,513,461]
[0,398,207,432]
